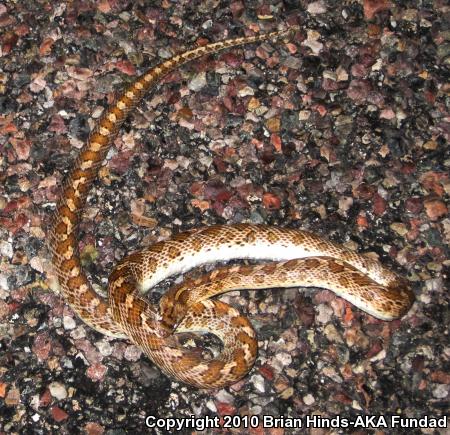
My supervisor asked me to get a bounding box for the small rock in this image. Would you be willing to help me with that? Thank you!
[5,386,20,406]
[48,382,67,400]
[32,332,52,361]
[363,0,391,20]
[63,315,76,330]
[259,364,274,381]
[426,262,442,272]
[424,199,447,221]
[250,374,266,393]
[352,400,364,411]
[347,79,372,104]
[39,389,52,407]
[0,241,13,258]
[205,400,217,413]
[273,352,293,371]
[431,371,450,384]
[316,304,334,323]
[324,324,343,343]
[338,196,353,215]
[86,363,107,382]
[307,1,327,15]
[265,117,280,133]
[237,85,255,97]
[299,110,311,120]
[124,345,143,361]
[405,197,423,214]
[369,349,386,362]
[187,71,207,92]
[215,389,234,404]
[279,386,294,399]
[247,97,260,111]
[336,66,349,81]
[379,108,396,120]
[262,192,281,210]
[84,422,105,435]
[96,339,113,357]
[390,222,408,236]
[303,393,315,405]
[423,140,438,150]
[29,256,44,273]
[215,401,236,416]
[322,366,343,383]
[432,384,449,399]
[70,326,86,339]
[51,406,69,422]
[304,29,323,54]
[373,193,387,216]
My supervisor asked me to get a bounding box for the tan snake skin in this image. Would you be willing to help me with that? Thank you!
[49,26,414,388]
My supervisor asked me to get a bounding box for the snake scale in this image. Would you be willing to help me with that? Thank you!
[49,26,414,388]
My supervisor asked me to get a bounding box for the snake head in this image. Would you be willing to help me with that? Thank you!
[159,294,188,331]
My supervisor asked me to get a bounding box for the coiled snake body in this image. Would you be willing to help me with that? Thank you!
[50,27,414,388]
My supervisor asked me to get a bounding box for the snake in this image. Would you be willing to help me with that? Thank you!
[49,26,414,389]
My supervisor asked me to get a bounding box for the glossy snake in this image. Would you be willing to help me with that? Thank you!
[50,26,414,388]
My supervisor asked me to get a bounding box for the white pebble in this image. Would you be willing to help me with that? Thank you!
[0,241,13,258]
[432,384,449,399]
[250,374,266,393]
[307,1,326,14]
[48,382,67,400]
[96,339,113,357]
[303,393,315,405]
[215,389,234,404]
[188,72,207,92]
[63,316,76,330]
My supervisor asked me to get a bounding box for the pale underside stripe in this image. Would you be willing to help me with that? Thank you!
[139,241,314,292]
